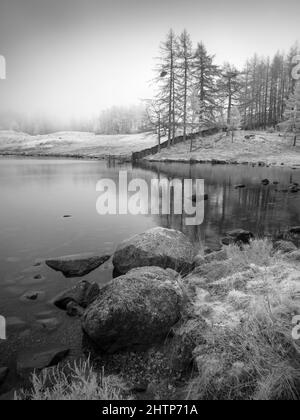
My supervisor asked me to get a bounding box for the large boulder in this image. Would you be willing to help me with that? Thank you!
[46,253,110,278]
[112,227,195,276]
[82,266,183,353]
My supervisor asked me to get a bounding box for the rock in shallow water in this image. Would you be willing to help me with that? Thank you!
[82,266,183,353]
[46,253,111,278]
[35,318,61,332]
[17,348,70,376]
[6,317,27,332]
[112,227,195,276]
[53,280,100,310]
[20,290,46,303]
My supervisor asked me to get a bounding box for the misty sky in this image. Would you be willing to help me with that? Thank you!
[0,0,299,122]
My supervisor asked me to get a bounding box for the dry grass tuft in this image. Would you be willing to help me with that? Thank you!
[226,239,275,270]
[185,240,300,400]
[15,358,132,401]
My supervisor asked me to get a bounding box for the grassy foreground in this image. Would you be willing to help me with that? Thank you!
[15,359,132,401]
[16,240,300,400]
[183,240,300,400]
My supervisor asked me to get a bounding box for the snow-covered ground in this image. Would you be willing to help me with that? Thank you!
[1,130,299,167]
[0,131,158,159]
[146,131,300,167]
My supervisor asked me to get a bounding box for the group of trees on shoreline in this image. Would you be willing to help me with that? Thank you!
[147,29,300,147]
[0,30,299,142]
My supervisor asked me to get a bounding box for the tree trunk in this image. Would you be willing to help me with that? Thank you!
[158,114,161,152]
[183,58,187,143]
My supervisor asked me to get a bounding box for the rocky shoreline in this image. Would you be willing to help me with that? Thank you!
[1,151,300,168]
[0,152,132,163]
[2,226,299,400]
[145,156,300,168]
[143,131,300,168]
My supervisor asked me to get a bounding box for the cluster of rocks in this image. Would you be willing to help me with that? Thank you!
[244,134,256,140]
[221,229,254,246]
[54,227,195,353]
[3,225,299,396]
[77,226,300,358]
[234,180,300,194]
[0,227,196,390]
[234,179,282,190]
[47,227,260,358]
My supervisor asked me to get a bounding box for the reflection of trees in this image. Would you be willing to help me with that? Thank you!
[7,158,300,250]
[135,161,300,248]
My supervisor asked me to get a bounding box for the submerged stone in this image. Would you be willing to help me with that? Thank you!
[6,317,27,332]
[36,318,61,332]
[20,290,46,303]
[17,348,70,375]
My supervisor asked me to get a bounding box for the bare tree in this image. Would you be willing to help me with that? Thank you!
[192,42,220,132]
[280,82,300,146]
[218,64,242,136]
[145,99,166,152]
[177,30,193,142]
[156,30,178,148]
[227,106,241,142]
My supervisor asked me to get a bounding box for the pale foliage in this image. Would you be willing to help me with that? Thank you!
[15,358,132,401]
[185,240,300,400]
[226,238,275,269]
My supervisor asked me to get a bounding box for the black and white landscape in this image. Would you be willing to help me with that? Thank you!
[0,0,299,402]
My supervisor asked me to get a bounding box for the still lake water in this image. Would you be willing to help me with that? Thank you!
[0,157,300,369]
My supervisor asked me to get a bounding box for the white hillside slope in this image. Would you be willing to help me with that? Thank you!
[0,131,158,159]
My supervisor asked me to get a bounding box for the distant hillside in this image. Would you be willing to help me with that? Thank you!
[0,131,158,159]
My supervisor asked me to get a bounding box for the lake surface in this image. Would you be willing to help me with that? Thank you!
[0,157,300,375]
